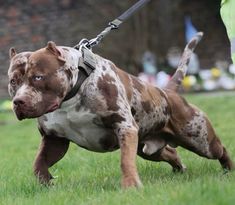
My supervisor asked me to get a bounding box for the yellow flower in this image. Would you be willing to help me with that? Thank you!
[211,68,221,78]
[182,75,197,89]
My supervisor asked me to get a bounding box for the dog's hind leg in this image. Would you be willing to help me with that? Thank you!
[205,121,234,170]
[138,144,186,172]
[218,146,234,170]
[180,110,234,171]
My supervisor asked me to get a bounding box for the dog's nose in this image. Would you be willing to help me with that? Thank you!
[13,98,26,106]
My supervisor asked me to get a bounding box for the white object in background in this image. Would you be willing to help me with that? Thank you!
[218,74,235,90]
[229,64,235,75]
[156,71,170,88]
[142,51,157,75]
[199,70,212,80]
[188,53,200,75]
[203,79,217,91]
[167,47,182,69]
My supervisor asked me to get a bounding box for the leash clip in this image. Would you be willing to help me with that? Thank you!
[74,38,90,50]
[109,19,122,29]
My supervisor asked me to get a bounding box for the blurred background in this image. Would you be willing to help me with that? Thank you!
[0,0,235,104]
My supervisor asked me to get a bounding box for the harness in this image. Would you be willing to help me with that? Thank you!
[63,0,151,102]
[63,46,96,101]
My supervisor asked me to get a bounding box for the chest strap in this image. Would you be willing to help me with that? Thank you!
[63,47,96,102]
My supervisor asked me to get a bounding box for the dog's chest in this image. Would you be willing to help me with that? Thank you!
[41,106,118,152]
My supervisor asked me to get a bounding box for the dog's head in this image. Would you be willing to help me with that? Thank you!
[8,42,71,120]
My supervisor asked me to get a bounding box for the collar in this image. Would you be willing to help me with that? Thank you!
[63,47,96,102]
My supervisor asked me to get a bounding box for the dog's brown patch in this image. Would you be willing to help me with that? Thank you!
[97,74,119,111]
[101,113,125,128]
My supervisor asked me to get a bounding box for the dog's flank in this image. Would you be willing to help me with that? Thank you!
[166,32,203,91]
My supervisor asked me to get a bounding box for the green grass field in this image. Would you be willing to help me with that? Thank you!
[0,93,235,205]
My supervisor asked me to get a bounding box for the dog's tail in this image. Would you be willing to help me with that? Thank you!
[165,32,203,92]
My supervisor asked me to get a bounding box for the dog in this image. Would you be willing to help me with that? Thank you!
[8,33,233,188]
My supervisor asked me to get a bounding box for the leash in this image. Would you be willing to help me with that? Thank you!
[64,0,151,102]
[74,0,151,49]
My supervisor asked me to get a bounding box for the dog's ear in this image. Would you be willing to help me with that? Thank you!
[9,47,17,59]
[46,41,66,64]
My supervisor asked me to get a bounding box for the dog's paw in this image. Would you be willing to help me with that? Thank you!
[121,176,143,189]
[173,164,187,173]
[35,171,55,186]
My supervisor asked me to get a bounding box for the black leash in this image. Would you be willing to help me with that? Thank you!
[64,0,151,102]
[74,0,151,49]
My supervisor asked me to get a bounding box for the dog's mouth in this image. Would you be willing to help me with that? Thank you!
[13,102,59,120]
[14,110,26,120]
[14,107,35,120]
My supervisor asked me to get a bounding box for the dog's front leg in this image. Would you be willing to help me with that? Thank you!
[33,135,70,184]
[116,125,142,189]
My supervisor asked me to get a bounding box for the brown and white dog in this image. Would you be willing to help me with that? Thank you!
[8,33,233,188]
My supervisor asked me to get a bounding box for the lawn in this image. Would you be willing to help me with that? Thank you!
[0,93,235,205]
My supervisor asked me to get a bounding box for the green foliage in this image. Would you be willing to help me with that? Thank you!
[0,94,235,205]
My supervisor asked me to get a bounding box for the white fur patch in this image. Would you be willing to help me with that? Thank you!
[31,90,43,106]
[16,84,42,105]
[43,97,117,152]
[143,138,165,155]
[15,84,29,97]
[59,46,81,87]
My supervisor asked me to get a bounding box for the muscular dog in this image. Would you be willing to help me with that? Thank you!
[8,33,233,188]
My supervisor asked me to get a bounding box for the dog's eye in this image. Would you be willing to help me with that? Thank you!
[10,79,16,86]
[33,76,43,81]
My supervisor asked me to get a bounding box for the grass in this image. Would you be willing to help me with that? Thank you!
[0,93,235,205]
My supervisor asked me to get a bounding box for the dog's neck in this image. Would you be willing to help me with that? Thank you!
[59,46,82,88]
